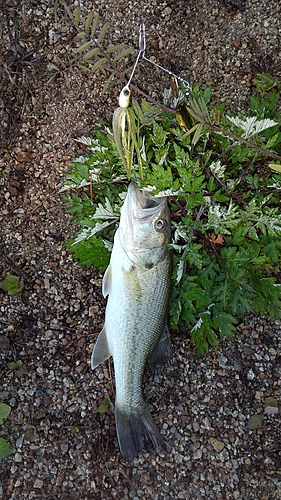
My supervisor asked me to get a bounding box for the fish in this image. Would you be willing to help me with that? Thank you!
[91,182,172,462]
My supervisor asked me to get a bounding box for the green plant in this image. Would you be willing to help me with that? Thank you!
[50,2,135,93]
[8,360,25,377]
[0,403,13,458]
[248,396,279,430]
[98,395,114,413]
[0,275,23,295]
[62,73,281,356]
[0,403,11,425]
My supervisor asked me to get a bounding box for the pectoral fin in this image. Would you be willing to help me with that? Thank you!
[148,322,172,368]
[91,327,111,370]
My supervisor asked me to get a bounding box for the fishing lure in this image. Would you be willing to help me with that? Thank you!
[112,25,145,178]
[112,23,192,175]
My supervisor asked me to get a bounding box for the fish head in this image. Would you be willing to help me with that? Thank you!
[119,183,171,269]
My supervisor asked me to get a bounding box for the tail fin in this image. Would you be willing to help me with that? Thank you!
[115,404,165,462]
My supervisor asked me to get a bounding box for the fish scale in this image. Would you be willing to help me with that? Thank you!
[110,260,172,410]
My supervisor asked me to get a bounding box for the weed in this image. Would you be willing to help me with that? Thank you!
[98,396,114,413]
[0,403,13,458]
[0,275,23,295]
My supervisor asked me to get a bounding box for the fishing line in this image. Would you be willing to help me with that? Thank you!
[127,23,146,86]
[140,23,191,96]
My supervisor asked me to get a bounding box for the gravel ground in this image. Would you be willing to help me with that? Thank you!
[0,0,281,498]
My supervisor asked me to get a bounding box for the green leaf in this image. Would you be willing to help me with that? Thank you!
[248,414,263,430]
[106,43,127,54]
[113,47,134,62]
[71,426,80,433]
[76,40,93,53]
[92,58,107,72]
[268,163,281,172]
[212,309,237,339]
[253,72,280,93]
[0,438,14,458]
[85,11,96,31]
[66,235,110,270]
[77,31,87,39]
[83,47,100,61]
[102,73,115,94]
[0,275,23,295]
[97,22,110,44]
[264,397,277,408]
[98,396,114,413]
[192,122,204,145]
[0,403,11,425]
[75,6,81,24]
[91,14,100,37]
[97,403,108,413]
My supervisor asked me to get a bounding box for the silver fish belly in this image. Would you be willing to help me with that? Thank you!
[91,183,172,462]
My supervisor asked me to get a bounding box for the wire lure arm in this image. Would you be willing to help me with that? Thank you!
[140,23,191,96]
[127,23,146,87]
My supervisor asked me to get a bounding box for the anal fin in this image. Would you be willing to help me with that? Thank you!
[91,326,111,370]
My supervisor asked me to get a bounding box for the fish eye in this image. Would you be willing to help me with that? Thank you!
[155,219,166,231]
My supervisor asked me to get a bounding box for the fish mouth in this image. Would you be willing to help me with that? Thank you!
[128,183,166,214]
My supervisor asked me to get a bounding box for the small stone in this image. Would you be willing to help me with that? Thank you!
[209,438,225,452]
[193,449,202,459]
[219,355,228,367]
[61,443,69,454]
[193,421,200,432]
[34,479,44,489]
[247,369,255,380]
[255,391,264,401]
[14,452,22,463]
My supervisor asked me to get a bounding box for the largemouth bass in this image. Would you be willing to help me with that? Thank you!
[91,182,172,462]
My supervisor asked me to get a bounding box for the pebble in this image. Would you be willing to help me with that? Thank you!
[34,478,44,489]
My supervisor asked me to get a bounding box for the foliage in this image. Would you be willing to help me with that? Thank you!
[98,395,114,413]
[62,73,281,356]
[0,403,11,425]
[0,438,13,459]
[51,2,134,93]
[0,275,23,295]
[8,360,25,377]
[0,403,13,458]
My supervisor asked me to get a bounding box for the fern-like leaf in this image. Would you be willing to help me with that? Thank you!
[85,12,95,31]
[91,14,100,37]
[76,40,93,53]
[83,47,99,61]
[75,6,81,24]
[97,22,110,44]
